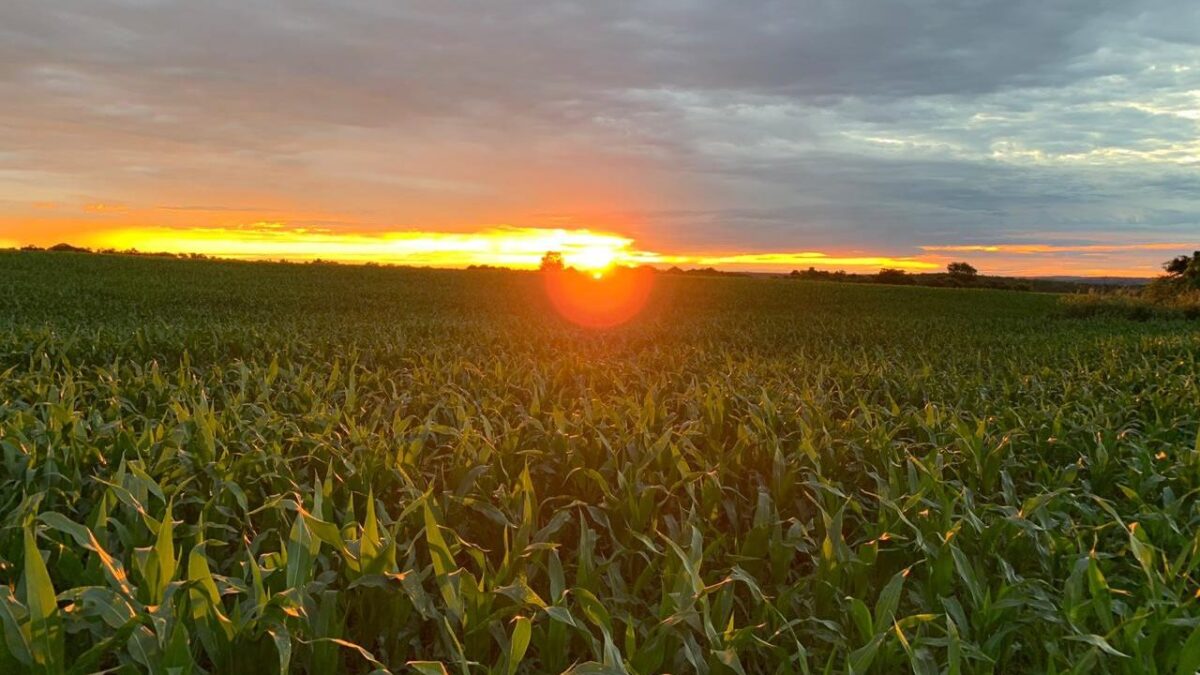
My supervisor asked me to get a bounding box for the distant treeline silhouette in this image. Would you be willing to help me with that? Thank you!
[5,245,1158,296]
[788,262,1129,293]
[20,242,213,259]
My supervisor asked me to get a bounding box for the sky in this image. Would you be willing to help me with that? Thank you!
[1,1,1198,276]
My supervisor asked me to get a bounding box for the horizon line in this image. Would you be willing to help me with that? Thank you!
[5,242,1163,281]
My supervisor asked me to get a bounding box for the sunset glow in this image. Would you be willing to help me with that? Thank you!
[0,218,1187,277]
[83,225,637,272]
[4,2,1199,280]
[62,223,958,274]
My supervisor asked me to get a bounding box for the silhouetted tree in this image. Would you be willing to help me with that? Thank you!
[539,251,564,272]
[947,261,978,278]
[1163,251,1200,287]
[1144,250,1200,302]
[49,243,90,253]
[790,266,837,280]
[876,268,914,285]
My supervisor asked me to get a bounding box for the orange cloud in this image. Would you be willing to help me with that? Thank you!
[83,202,130,214]
[920,242,1196,254]
[643,251,939,271]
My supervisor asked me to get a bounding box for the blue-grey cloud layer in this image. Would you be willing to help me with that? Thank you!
[1,0,1198,251]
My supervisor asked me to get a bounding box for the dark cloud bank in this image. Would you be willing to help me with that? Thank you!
[1,0,1197,252]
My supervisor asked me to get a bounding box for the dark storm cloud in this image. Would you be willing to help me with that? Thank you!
[0,0,1197,254]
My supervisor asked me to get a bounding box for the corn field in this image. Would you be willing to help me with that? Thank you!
[1,251,1199,674]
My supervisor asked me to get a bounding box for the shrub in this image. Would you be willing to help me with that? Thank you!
[1060,287,1200,320]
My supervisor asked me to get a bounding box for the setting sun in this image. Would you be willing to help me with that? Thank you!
[564,245,620,273]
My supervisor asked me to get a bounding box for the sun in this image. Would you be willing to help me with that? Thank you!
[566,245,619,274]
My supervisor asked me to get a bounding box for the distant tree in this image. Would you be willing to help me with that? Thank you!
[790,266,836,280]
[947,261,978,278]
[876,268,914,285]
[1147,251,1200,301]
[540,251,565,272]
[1163,251,1200,286]
[49,242,90,253]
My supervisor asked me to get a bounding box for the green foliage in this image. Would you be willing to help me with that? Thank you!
[0,250,1198,673]
[1163,251,1200,288]
[1061,287,1200,320]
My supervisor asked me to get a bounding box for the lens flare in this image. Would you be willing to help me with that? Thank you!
[543,266,654,328]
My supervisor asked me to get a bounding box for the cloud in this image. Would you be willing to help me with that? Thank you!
[0,0,1197,274]
[921,242,1198,254]
[83,202,128,213]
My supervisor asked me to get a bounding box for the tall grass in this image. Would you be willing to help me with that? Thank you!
[1059,287,1200,320]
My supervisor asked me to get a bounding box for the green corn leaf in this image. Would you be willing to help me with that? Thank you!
[507,616,532,675]
[286,515,318,589]
[155,500,177,599]
[300,507,353,567]
[1176,621,1200,675]
[848,633,885,675]
[300,637,390,673]
[361,490,382,566]
[1065,633,1129,658]
[0,587,33,667]
[23,525,63,674]
[268,624,293,675]
[847,597,872,642]
[874,569,907,628]
[162,617,195,675]
[424,501,464,622]
[187,543,234,640]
